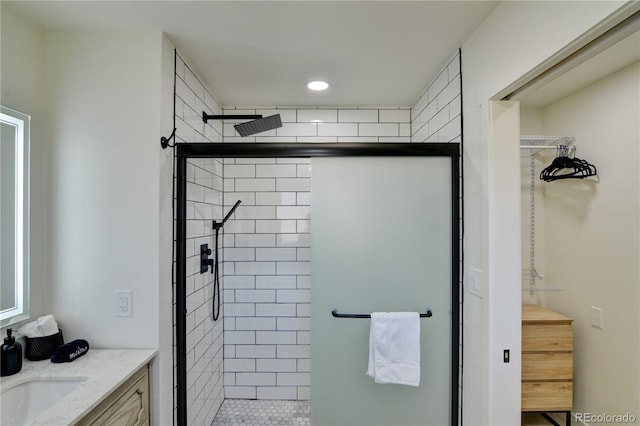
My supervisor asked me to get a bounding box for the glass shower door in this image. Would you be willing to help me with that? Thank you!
[311,157,453,426]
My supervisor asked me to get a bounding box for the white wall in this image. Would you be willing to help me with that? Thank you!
[158,34,176,426]
[0,4,49,324]
[520,108,547,307]
[44,30,161,346]
[541,62,639,422]
[461,1,626,424]
[41,31,174,425]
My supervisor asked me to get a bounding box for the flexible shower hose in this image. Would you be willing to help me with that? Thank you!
[213,226,221,321]
[211,200,241,322]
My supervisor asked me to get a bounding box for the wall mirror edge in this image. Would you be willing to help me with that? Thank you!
[0,105,31,329]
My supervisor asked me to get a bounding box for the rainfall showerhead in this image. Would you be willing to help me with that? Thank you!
[201,112,283,137]
[234,114,282,137]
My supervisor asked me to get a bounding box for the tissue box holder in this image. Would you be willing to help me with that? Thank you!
[25,330,64,361]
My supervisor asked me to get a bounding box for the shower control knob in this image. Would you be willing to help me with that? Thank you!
[200,243,213,274]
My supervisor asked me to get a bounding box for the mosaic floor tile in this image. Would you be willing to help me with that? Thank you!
[212,399,311,426]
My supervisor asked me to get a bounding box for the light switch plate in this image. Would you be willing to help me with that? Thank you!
[469,267,483,298]
[591,306,603,329]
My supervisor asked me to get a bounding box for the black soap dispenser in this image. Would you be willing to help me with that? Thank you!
[1,328,23,376]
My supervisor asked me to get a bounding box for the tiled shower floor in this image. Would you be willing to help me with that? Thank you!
[211,399,311,426]
[211,400,553,426]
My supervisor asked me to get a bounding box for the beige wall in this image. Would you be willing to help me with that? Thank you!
[541,62,640,422]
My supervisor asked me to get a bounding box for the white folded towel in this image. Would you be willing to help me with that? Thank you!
[17,314,60,338]
[37,314,60,337]
[366,312,421,386]
[17,320,41,338]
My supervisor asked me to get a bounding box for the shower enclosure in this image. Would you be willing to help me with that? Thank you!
[174,143,460,425]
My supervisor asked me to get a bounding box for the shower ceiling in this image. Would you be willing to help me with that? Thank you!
[4,1,498,107]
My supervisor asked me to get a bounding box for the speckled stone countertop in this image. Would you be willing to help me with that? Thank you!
[0,349,156,425]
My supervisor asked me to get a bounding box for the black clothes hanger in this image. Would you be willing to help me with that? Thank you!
[540,145,597,182]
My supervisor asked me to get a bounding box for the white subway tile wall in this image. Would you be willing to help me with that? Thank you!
[222,107,411,143]
[222,157,312,400]
[174,53,225,426]
[411,52,461,143]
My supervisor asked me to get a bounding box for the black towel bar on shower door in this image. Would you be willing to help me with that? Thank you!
[331,309,433,318]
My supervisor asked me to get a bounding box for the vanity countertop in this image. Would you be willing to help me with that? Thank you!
[0,349,156,425]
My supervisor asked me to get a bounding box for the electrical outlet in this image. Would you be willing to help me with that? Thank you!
[116,290,132,317]
[591,306,603,329]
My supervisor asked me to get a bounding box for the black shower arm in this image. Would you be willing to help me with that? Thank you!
[202,112,262,124]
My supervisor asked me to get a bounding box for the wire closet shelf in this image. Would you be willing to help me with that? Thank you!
[520,135,575,154]
[519,136,575,294]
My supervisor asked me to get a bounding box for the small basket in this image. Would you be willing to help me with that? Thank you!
[25,329,64,361]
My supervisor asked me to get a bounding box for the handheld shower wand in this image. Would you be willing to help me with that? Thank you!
[211,200,241,321]
[213,199,242,231]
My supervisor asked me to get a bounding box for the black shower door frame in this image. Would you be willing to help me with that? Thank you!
[174,142,461,426]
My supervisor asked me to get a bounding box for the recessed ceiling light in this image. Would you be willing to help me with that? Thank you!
[307,81,329,91]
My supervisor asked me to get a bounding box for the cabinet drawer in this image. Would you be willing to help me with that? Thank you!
[522,381,573,412]
[522,324,572,352]
[522,352,572,381]
[79,366,149,426]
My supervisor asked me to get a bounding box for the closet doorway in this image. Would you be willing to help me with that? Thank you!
[510,21,640,426]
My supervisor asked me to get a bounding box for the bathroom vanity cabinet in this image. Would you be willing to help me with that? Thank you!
[78,364,150,425]
[522,304,573,423]
[0,349,155,425]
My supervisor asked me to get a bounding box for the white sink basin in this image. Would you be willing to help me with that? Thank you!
[1,377,87,425]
